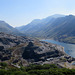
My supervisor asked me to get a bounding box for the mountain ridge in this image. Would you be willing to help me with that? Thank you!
[0,21,25,36]
[15,14,65,30]
[16,14,75,44]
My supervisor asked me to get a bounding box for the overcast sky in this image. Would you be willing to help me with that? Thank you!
[0,0,75,27]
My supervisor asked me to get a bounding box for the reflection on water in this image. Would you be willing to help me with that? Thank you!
[43,40,75,58]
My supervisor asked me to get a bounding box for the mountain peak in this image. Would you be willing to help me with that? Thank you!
[68,14,74,17]
[66,14,75,18]
[51,14,65,18]
[31,19,41,23]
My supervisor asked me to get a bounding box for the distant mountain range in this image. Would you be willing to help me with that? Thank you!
[0,21,25,36]
[0,14,75,44]
[16,14,65,32]
[16,14,65,36]
[16,14,75,43]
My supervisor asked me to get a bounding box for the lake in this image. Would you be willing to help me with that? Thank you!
[42,39,75,58]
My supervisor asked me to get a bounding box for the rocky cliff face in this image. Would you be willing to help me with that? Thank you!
[0,32,74,66]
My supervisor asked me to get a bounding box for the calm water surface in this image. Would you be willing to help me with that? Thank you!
[43,40,75,58]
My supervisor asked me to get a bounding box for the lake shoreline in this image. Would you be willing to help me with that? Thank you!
[41,39,75,45]
[42,39,75,58]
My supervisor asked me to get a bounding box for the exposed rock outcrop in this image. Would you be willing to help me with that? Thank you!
[0,32,74,66]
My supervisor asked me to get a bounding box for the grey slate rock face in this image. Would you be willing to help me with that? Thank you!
[0,32,73,66]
